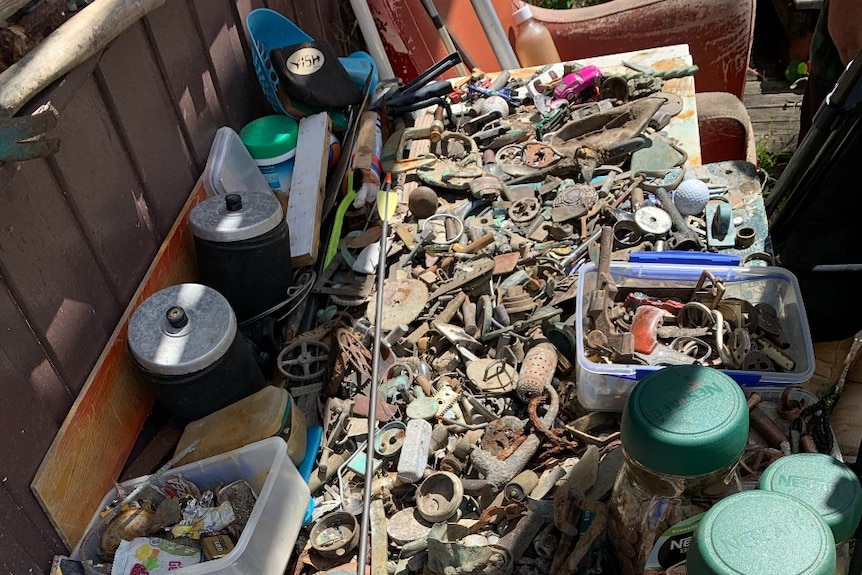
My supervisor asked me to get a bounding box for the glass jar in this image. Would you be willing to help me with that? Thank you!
[758,453,862,575]
[608,365,750,574]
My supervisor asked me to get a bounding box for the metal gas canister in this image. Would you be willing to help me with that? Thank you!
[128,283,265,421]
[190,190,292,323]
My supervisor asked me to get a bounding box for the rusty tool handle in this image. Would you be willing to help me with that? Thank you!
[596,226,614,290]
[652,186,700,250]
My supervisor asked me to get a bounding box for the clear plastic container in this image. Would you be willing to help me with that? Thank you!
[608,366,749,574]
[512,5,561,67]
[202,127,272,197]
[73,437,308,575]
[575,262,815,411]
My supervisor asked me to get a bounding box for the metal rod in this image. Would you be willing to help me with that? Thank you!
[348,0,396,80]
[420,0,470,77]
[469,0,520,70]
[356,177,392,575]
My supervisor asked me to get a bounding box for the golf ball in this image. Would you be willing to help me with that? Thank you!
[673,179,710,216]
[481,95,510,118]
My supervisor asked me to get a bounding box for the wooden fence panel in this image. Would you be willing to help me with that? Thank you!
[0,0,352,570]
[96,20,197,237]
[0,159,119,389]
[144,0,227,170]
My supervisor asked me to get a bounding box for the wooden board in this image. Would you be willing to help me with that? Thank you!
[31,181,206,550]
[97,20,197,236]
[51,76,160,303]
[191,0,262,130]
[288,112,331,267]
[0,159,120,389]
[144,0,226,170]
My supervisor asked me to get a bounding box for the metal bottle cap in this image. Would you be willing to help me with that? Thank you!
[128,283,237,375]
[189,190,283,242]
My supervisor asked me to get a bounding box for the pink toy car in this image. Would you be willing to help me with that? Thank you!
[553,65,603,103]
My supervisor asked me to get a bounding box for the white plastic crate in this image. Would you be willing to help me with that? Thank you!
[73,437,308,574]
[575,262,815,411]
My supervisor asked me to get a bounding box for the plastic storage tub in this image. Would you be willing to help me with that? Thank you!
[73,437,308,574]
[575,261,815,411]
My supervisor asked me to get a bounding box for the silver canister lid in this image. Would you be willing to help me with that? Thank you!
[189,191,283,242]
[128,283,237,375]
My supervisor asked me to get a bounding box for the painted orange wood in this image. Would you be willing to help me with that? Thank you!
[31,181,206,550]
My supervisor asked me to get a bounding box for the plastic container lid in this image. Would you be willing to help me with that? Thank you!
[203,126,272,196]
[239,115,299,160]
[512,5,533,25]
[621,365,748,476]
[189,191,283,243]
[686,490,836,575]
[759,453,862,544]
[128,283,237,375]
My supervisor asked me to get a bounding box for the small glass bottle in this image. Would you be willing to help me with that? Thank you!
[687,490,836,575]
[608,365,749,575]
[759,453,862,575]
[512,5,561,67]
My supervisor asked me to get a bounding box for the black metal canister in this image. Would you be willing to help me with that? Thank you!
[189,191,293,323]
[128,283,265,421]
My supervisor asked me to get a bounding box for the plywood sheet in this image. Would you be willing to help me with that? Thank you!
[31,182,206,550]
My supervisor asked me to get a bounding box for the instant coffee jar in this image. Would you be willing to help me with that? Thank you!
[189,190,292,323]
[128,283,265,421]
[608,365,749,575]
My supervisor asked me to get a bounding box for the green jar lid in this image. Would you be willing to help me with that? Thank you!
[687,490,836,575]
[621,365,748,476]
[239,115,298,160]
[759,453,862,544]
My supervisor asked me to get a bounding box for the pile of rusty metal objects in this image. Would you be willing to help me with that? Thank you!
[277,59,828,575]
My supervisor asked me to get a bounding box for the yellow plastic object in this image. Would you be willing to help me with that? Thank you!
[324,172,356,269]
[174,386,306,466]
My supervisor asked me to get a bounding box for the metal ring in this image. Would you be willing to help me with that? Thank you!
[679,301,716,328]
[741,251,775,267]
[670,336,713,363]
[422,213,464,246]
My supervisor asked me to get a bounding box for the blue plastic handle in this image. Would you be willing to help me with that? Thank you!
[300,425,323,526]
[628,251,742,266]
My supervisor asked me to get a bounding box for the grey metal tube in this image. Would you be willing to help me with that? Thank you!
[469,0,520,70]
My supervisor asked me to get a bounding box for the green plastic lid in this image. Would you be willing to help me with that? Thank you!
[686,490,836,575]
[239,115,298,160]
[759,453,862,544]
[621,365,748,476]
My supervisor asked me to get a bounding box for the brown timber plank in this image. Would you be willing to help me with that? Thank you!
[96,21,196,237]
[32,182,206,550]
[144,0,226,169]
[191,0,262,130]
[0,160,118,389]
[315,0,346,54]
[51,77,159,303]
